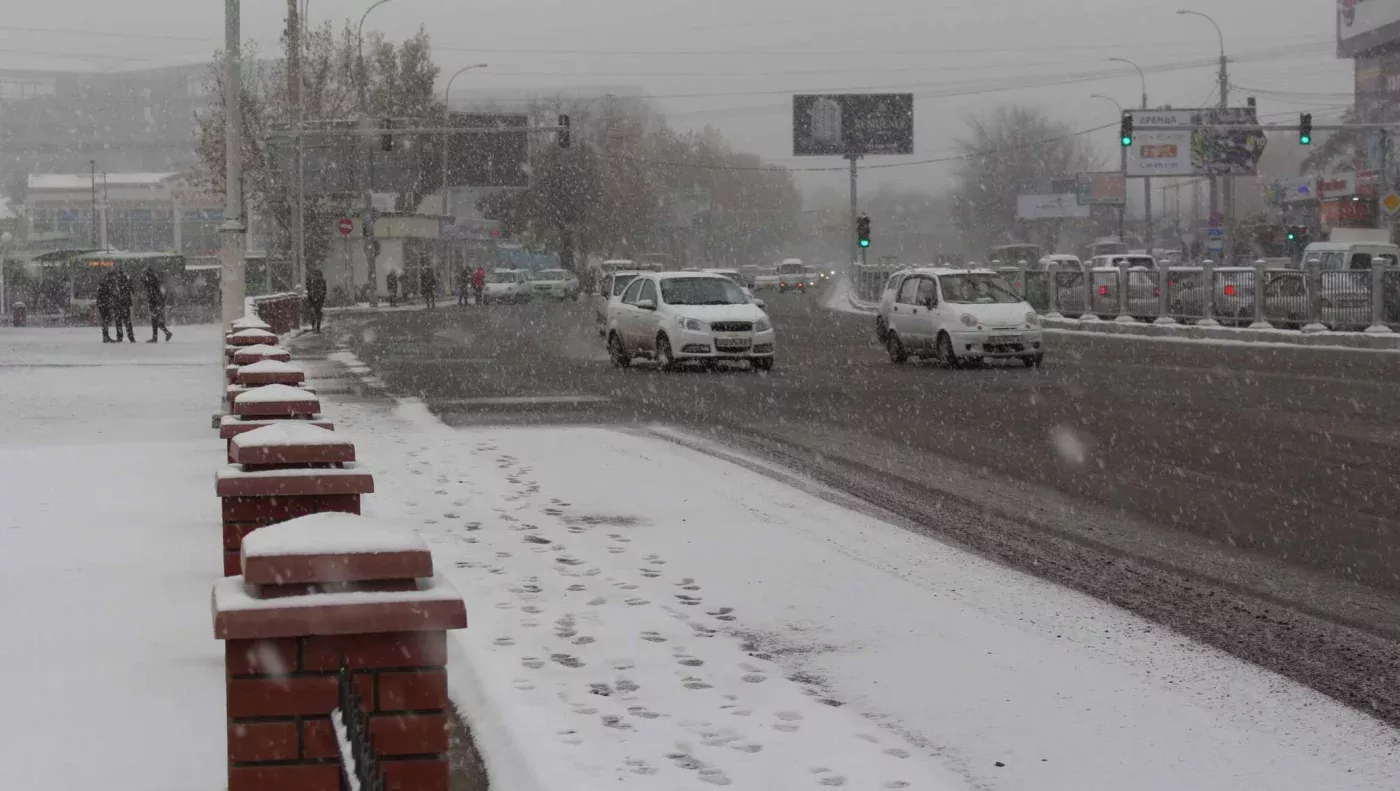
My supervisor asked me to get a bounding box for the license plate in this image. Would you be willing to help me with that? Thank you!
[719,332,746,340]
[989,334,1023,344]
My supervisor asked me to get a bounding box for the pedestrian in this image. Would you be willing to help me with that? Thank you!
[471,265,486,306]
[112,267,136,343]
[457,264,471,306]
[421,266,438,310]
[141,266,173,343]
[96,270,117,343]
[306,267,327,333]
[386,269,399,308]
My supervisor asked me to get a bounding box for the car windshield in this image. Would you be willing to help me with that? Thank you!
[612,274,638,295]
[659,277,748,305]
[938,273,1022,304]
[759,269,777,277]
[777,263,804,275]
[489,272,518,283]
[537,269,567,281]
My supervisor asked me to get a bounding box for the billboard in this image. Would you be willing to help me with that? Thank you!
[793,94,914,156]
[1017,194,1091,220]
[1076,172,1126,205]
[1125,108,1267,178]
[1339,0,1400,58]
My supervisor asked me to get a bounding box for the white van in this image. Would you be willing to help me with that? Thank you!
[1301,241,1400,270]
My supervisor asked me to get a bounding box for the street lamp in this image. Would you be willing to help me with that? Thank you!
[1178,8,1231,262]
[356,0,395,112]
[1090,93,1123,114]
[441,63,488,219]
[354,0,394,308]
[1109,57,1153,251]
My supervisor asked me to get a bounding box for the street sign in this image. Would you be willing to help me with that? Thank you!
[1076,171,1126,206]
[1207,228,1224,239]
[1016,194,1091,220]
[1125,107,1267,178]
[337,218,354,236]
[363,239,381,258]
[1208,212,1224,228]
[792,94,914,156]
[1383,192,1400,217]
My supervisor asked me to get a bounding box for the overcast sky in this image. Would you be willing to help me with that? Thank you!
[0,0,1351,193]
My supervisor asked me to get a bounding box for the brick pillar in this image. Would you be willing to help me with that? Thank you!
[226,328,281,365]
[227,344,293,385]
[217,416,371,576]
[232,314,273,333]
[213,514,467,791]
[228,360,311,409]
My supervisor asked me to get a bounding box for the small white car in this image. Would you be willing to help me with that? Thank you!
[531,268,580,301]
[777,260,808,293]
[877,267,1043,368]
[484,269,533,304]
[753,268,780,291]
[606,272,775,371]
[595,271,642,337]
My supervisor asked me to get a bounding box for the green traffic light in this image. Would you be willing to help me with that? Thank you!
[1300,134,1311,145]
[859,239,870,248]
[1121,136,1132,146]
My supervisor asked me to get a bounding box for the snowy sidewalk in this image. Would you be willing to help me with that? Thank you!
[0,326,226,789]
[317,350,1399,791]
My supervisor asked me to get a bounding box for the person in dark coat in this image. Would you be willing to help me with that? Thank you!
[142,266,173,342]
[111,268,136,343]
[457,265,471,305]
[386,270,399,308]
[420,267,437,309]
[306,268,327,333]
[96,271,117,343]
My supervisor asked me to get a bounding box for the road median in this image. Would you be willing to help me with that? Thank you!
[1044,316,1400,351]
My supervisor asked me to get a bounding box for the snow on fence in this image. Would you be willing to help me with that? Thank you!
[335,654,386,791]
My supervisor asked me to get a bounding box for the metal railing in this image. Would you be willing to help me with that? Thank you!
[848,261,1400,333]
[336,656,386,791]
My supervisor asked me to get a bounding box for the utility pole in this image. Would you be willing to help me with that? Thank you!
[89,160,97,248]
[1110,58,1152,252]
[287,0,305,293]
[846,152,860,267]
[356,0,392,307]
[220,0,247,333]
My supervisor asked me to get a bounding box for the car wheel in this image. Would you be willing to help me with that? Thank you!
[886,332,908,364]
[752,356,774,372]
[935,332,960,368]
[656,334,677,371]
[608,332,631,368]
[1022,354,1043,368]
[875,317,888,342]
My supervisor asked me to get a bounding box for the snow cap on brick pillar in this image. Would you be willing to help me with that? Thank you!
[232,383,321,418]
[228,344,294,384]
[218,421,371,576]
[212,513,465,791]
[235,359,307,387]
[232,314,273,332]
[226,328,280,364]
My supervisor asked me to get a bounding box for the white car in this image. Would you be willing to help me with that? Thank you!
[877,267,1043,368]
[606,272,775,371]
[532,268,580,301]
[484,269,533,304]
[703,268,759,302]
[753,267,780,291]
[595,270,642,337]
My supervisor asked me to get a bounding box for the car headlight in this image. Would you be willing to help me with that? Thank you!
[960,313,978,328]
[1025,311,1041,327]
[680,317,709,332]
[753,317,772,332]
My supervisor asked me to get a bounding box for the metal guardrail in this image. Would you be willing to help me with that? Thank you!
[849,261,1400,333]
[336,655,386,791]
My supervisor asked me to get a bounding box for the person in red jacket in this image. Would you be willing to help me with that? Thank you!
[471,266,487,305]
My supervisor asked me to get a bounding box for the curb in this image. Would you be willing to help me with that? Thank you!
[1044,316,1400,351]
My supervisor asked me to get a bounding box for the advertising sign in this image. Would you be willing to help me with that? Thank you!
[1076,172,1126,205]
[1016,194,1092,220]
[1338,0,1400,58]
[1125,108,1267,178]
[1317,173,1357,198]
[792,94,914,156]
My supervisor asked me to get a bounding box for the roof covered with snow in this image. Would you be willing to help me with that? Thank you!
[242,512,428,557]
[27,172,181,191]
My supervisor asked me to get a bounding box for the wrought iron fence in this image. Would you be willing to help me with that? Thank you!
[336,656,386,791]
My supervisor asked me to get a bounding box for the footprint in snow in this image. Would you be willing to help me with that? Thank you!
[644,554,667,565]
[640,632,667,643]
[496,551,513,559]
[616,679,639,693]
[510,584,542,595]
[817,774,847,786]
[551,653,584,668]
[521,657,545,669]
[520,619,541,628]
[587,597,607,606]
[677,657,704,667]
[884,748,910,759]
[776,711,804,722]
[676,595,702,606]
[731,742,763,753]
[524,535,552,545]
[617,583,639,591]
[443,512,459,519]
[464,522,482,531]
[688,623,717,638]
[544,507,564,516]
[678,578,701,591]
[641,568,661,578]
[493,637,516,647]
[742,674,767,684]
[883,783,911,789]
[608,658,636,670]
[512,679,535,691]
[568,584,588,592]
[422,518,439,525]
[521,605,543,614]
[494,602,516,610]
[607,546,626,554]
[556,557,584,566]
[573,636,596,646]
[558,730,583,746]
[601,715,632,730]
[682,677,713,690]
[589,683,612,696]
[625,598,650,606]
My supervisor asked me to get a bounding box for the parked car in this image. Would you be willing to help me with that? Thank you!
[484,269,533,304]
[595,271,642,336]
[531,268,581,301]
[605,271,776,371]
[877,267,1042,368]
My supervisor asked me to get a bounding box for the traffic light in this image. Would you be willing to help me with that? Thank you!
[1120,112,1133,146]
[1299,113,1312,145]
[856,214,871,248]
[558,114,571,149]
[380,118,394,152]
[1286,225,1297,241]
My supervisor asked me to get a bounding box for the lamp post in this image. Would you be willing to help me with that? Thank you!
[1092,94,1127,241]
[441,63,488,220]
[355,0,394,307]
[1109,56,1152,252]
[1178,9,1230,262]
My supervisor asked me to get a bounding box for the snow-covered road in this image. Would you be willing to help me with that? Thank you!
[319,354,1400,791]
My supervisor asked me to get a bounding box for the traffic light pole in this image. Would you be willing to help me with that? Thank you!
[846,153,860,268]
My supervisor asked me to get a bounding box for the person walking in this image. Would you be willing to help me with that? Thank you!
[421,266,438,310]
[112,267,136,343]
[457,264,471,306]
[96,270,117,343]
[386,269,399,308]
[306,267,327,333]
[141,266,173,342]
[471,265,486,306]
